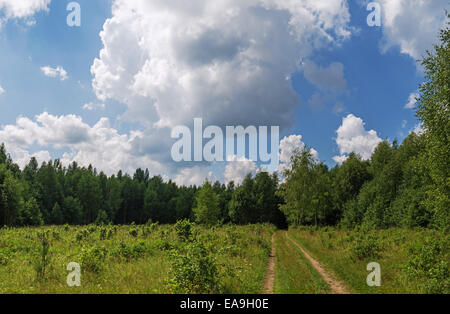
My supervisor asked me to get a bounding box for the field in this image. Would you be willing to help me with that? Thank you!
[0,223,448,294]
[0,223,274,294]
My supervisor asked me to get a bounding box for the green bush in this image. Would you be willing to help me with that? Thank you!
[80,245,107,273]
[129,228,138,238]
[174,219,193,242]
[403,237,449,294]
[34,231,51,281]
[99,228,107,240]
[169,240,220,293]
[111,241,151,260]
[350,234,383,260]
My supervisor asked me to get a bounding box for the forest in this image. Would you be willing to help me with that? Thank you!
[0,16,448,233]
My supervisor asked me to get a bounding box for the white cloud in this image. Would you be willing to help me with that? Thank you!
[412,123,424,135]
[332,155,348,164]
[279,135,306,164]
[174,166,216,186]
[41,66,68,81]
[378,0,448,61]
[405,92,419,109]
[83,102,106,111]
[278,134,318,173]
[333,114,382,163]
[0,112,167,175]
[0,0,51,22]
[91,0,352,129]
[0,84,4,95]
[224,155,257,185]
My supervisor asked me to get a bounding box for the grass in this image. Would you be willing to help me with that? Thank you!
[273,231,330,294]
[1,223,447,294]
[0,223,275,294]
[288,226,449,294]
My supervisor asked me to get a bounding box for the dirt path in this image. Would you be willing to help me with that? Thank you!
[263,233,276,294]
[285,232,351,294]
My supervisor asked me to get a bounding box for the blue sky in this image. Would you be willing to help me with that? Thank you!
[0,0,447,185]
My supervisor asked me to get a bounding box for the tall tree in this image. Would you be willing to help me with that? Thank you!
[194,181,220,225]
[416,14,450,230]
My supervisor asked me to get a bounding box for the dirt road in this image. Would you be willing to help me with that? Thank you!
[285,232,350,294]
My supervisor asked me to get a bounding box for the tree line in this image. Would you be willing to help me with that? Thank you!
[0,15,448,230]
[0,147,286,227]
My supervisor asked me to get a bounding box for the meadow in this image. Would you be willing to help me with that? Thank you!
[0,223,448,294]
[0,222,274,294]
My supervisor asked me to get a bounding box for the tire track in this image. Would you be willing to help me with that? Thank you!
[263,233,276,294]
[285,232,351,294]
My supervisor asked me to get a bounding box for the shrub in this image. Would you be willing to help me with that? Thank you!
[168,240,220,293]
[0,250,11,266]
[129,228,138,238]
[350,234,382,260]
[95,210,109,226]
[174,219,193,242]
[34,231,51,281]
[75,229,89,242]
[111,241,151,260]
[403,237,449,294]
[52,231,61,241]
[80,245,107,273]
[99,228,107,241]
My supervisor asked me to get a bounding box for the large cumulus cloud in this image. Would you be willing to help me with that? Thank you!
[91,0,353,128]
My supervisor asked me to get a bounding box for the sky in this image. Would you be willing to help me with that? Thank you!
[0,0,448,186]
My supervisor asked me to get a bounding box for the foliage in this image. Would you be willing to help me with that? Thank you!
[34,230,51,281]
[174,219,193,242]
[415,14,450,231]
[350,233,383,260]
[403,237,449,293]
[168,239,220,293]
[193,181,220,226]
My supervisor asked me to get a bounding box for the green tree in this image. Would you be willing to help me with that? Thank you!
[228,174,256,224]
[277,148,316,226]
[50,202,64,225]
[62,196,82,225]
[416,14,450,230]
[193,181,220,225]
[19,197,43,226]
[0,165,23,226]
[77,172,103,224]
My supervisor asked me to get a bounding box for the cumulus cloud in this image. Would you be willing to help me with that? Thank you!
[0,0,50,21]
[41,66,68,81]
[405,92,419,109]
[333,114,382,163]
[332,155,348,164]
[224,155,257,185]
[91,0,353,129]
[278,134,318,173]
[174,166,216,186]
[0,84,4,95]
[377,0,448,61]
[0,112,167,175]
